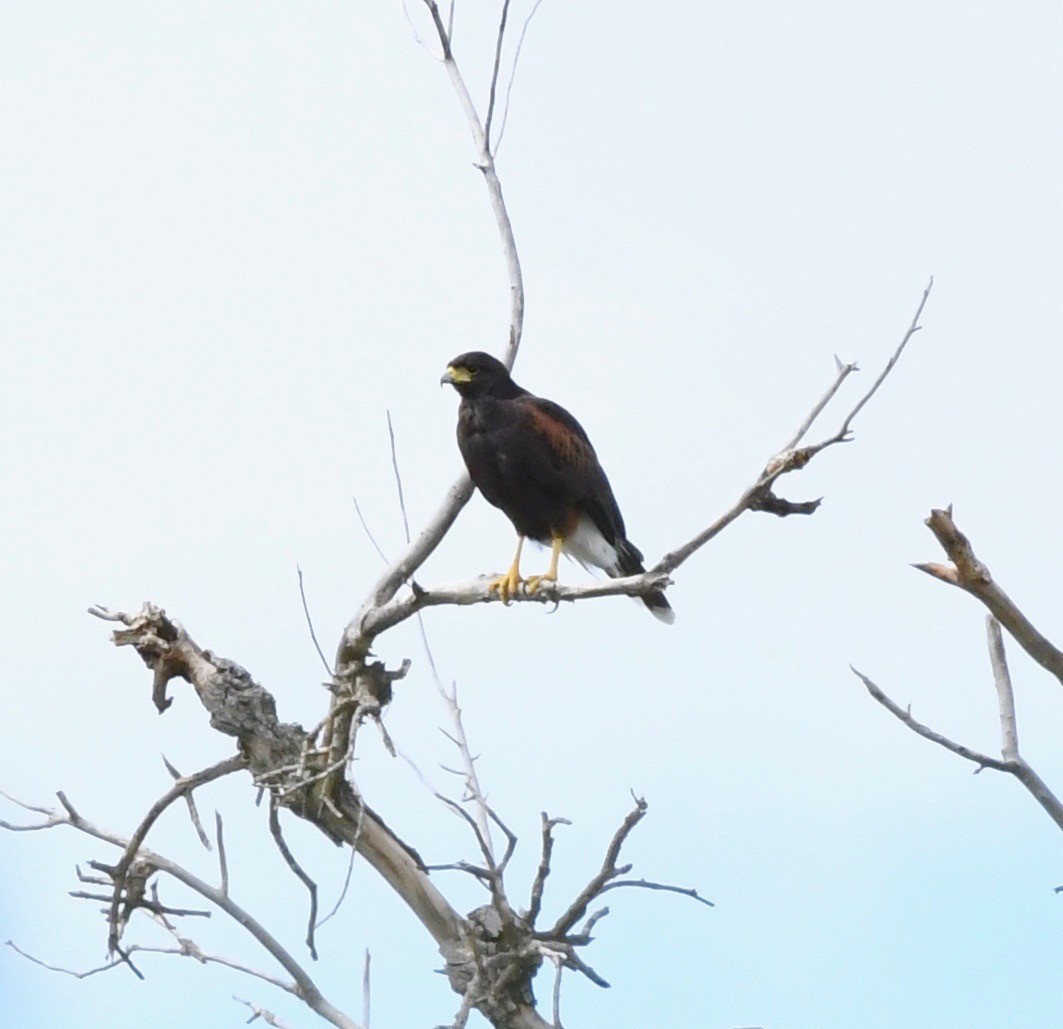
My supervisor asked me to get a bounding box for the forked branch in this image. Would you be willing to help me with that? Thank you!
[857,613,1063,834]
[1,791,362,1029]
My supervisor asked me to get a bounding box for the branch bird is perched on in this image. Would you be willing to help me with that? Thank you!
[441,352,674,623]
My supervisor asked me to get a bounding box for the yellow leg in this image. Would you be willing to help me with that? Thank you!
[526,536,563,594]
[489,536,525,605]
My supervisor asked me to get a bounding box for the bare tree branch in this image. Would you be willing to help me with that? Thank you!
[86,604,465,952]
[7,791,362,1029]
[658,278,933,576]
[386,410,414,547]
[215,811,230,897]
[549,797,648,937]
[297,566,332,676]
[853,666,1011,772]
[595,878,714,907]
[235,997,297,1028]
[483,0,512,152]
[150,911,296,994]
[385,408,494,861]
[316,846,357,929]
[352,497,390,565]
[339,280,932,654]
[855,655,1063,833]
[386,416,496,859]
[362,948,372,1029]
[833,276,932,440]
[162,755,213,851]
[341,0,527,654]
[439,683,496,860]
[528,814,570,925]
[494,0,546,155]
[103,754,246,955]
[5,940,123,980]
[546,949,563,1028]
[781,356,858,451]
[986,617,1019,762]
[269,799,320,961]
[913,506,1063,687]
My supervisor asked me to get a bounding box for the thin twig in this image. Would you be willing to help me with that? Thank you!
[162,756,212,850]
[270,799,320,961]
[578,907,609,940]
[483,0,512,152]
[5,940,123,979]
[528,813,570,925]
[423,860,492,883]
[400,0,440,60]
[495,0,546,156]
[596,878,714,906]
[558,949,609,989]
[781,356,858,451]
[549,951,563,1028]
[388,424,496,869]
[487,804,518,875]
[298,567,332,675]
[386,411,414,547]
[362,948,371,1029]
[235,997,297,1028]
[660,280,934,576]
[838,278,932,438]
[439,683,495,860]
[854,667,1011,771]
[856,663,1063,833]
[436,795,496,874]
[14,930,297,997]
[215,811,230,897]
[0,789,56,818]
[352,498,390,565]
[550,798,648,937]
[316,846,357,929]
[986,617,1019,762]
[105,754,246,955]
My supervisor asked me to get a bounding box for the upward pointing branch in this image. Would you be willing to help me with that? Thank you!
[344,3,526,652]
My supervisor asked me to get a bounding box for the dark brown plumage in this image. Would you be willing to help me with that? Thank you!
[441,351,674,623]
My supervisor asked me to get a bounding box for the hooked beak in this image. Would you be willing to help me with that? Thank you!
[441,364,472,387]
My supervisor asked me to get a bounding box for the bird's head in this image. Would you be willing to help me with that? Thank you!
[441,351,517,399]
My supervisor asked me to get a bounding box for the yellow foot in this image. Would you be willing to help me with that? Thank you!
[524,571,558,595]
[488,566,525,605]
[525,536,563,596]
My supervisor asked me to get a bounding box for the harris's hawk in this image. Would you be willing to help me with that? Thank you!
[441,351,674,623]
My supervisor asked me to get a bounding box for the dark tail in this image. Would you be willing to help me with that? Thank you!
[615,538,675,625]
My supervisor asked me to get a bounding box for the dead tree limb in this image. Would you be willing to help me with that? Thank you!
[87,603,465,950]
[857,612,1063,834]
[913,506,1063,687]
[2,791,362,1029]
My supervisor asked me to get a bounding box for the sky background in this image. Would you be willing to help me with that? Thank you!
[2,2,1062,1027]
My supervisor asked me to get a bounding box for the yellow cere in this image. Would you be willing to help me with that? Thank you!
[446,364,473,383]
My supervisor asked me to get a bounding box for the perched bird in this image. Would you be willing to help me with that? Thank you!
[441,351,674,623]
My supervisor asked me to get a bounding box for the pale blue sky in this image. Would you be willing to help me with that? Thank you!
[2,3,1061,1027]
